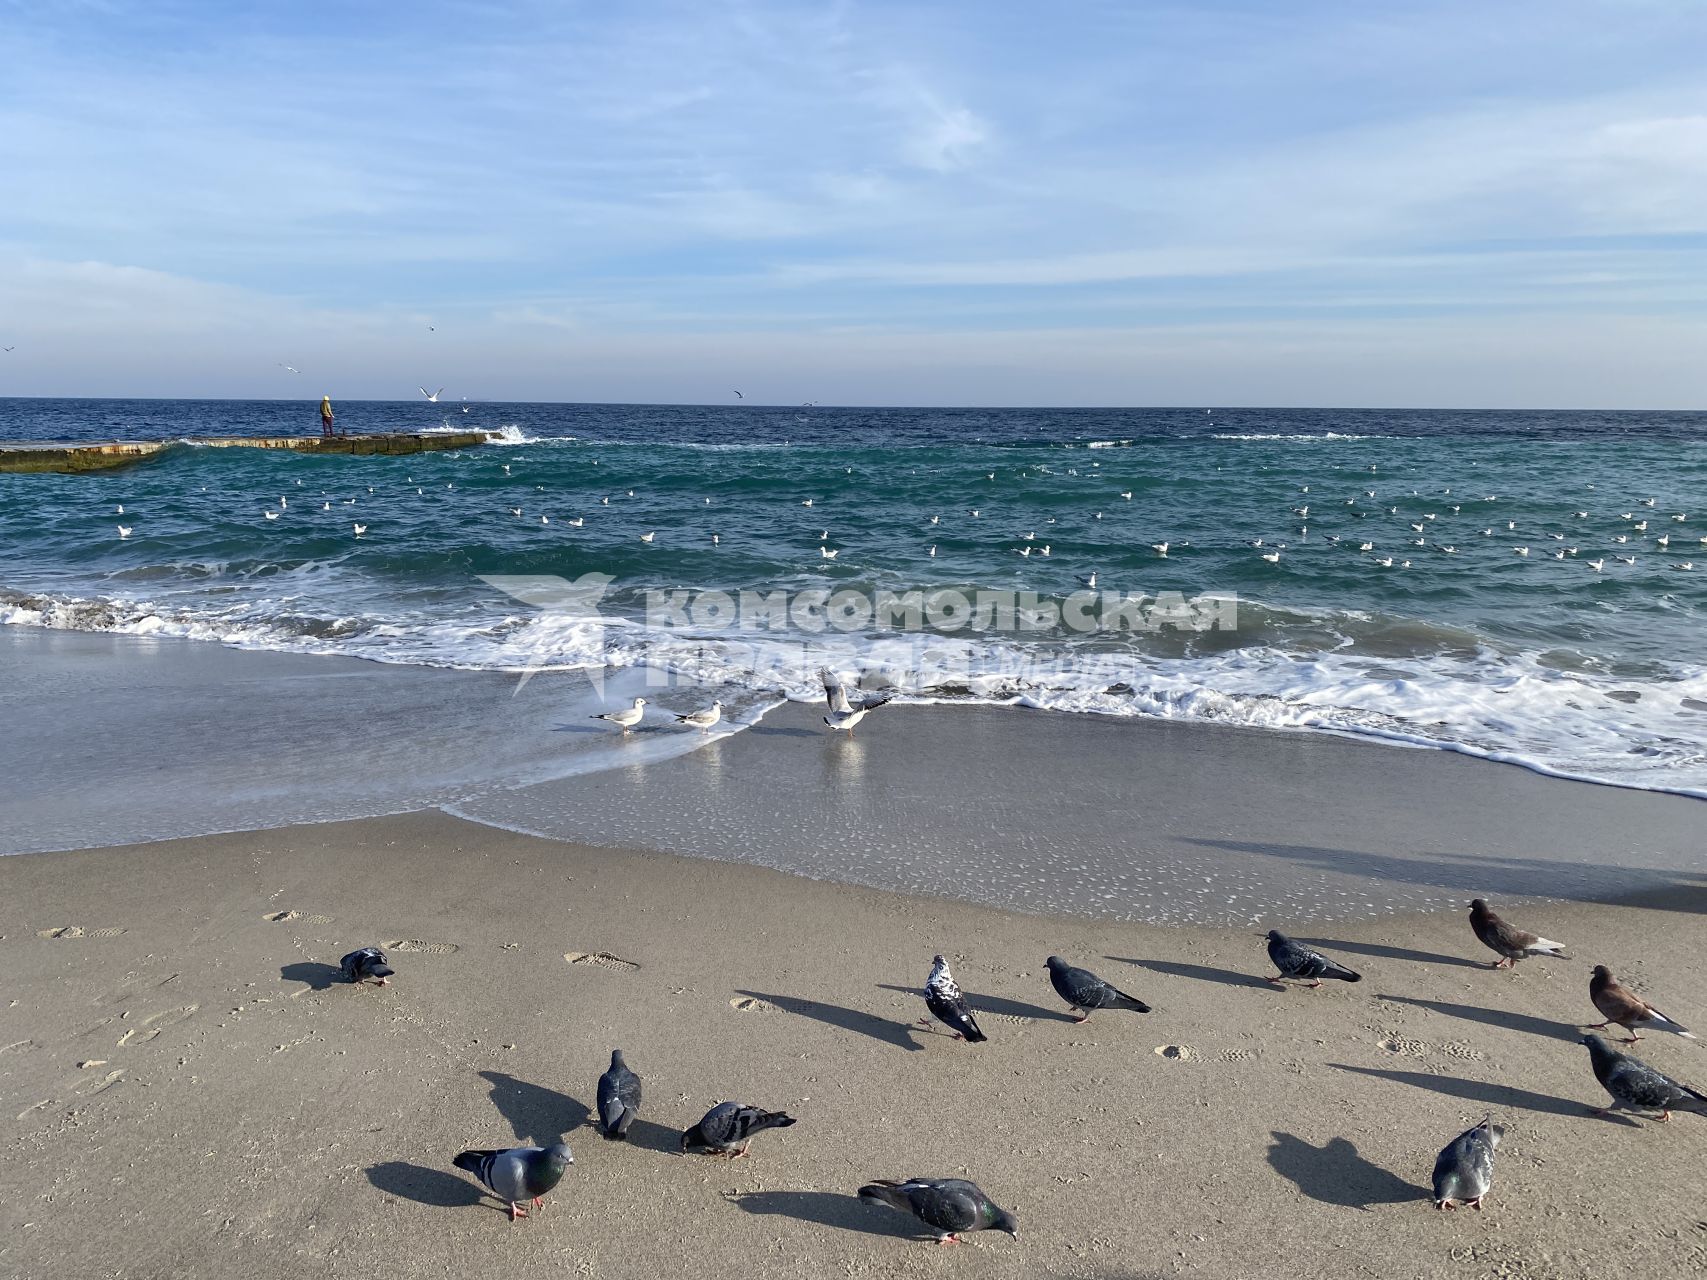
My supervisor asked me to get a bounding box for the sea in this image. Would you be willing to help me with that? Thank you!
[3,397,1705,805]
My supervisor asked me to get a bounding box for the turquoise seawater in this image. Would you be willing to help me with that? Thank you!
[2,398,1704,795]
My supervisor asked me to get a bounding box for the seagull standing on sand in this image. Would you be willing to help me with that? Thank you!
[820,668,891,735]
[593,697,647,733]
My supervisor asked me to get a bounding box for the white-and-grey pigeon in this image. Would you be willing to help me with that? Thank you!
[858,1177,1017,1245]
[679,1101,796,1158]
[919,955,987,1042]
[596,1049,642,1140]
[1044,956,1150,1023]
[1431,1117,1502,1210]
[1263,930,1361,988]
[452,1142,573,1220]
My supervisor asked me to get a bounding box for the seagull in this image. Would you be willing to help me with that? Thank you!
[1616,555,1636,565]
[820,546,838,559]
[1640,497,1656,507]
[1377,556,1393,567]
[279,363,299,373]
[567,517,583,527]
[1017,547,1031,557]
[1119,491,1133,500]
[264,510,280,520]
[419,387,444,402]
[820,668,891,734]
[1588,558,1604,571]
[116,504,124,514]
[353,523,367,536]
[510,507,523,518]
[675,701,723,732]
[1513,547,1529,557]
[802,499,813,507]
[929,515,940,525]
[1656,534,1670,547]
[1260,550,1281,563]
[639,532,655,543]
[927,545,936,557]
[1673,562,1694,571]
[1079,571,1097,588]
[117,525,132,539]
[1151,542,1169,557]
[593,697,647,732]
[732,389,743,398]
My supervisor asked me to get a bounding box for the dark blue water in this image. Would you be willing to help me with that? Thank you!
[3,398,1705,795]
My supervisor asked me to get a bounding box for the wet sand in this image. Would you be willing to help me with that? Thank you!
[2,810,1706,1279]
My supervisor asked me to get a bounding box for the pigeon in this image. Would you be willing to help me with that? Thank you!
[1587,965,1696,1044]
[858,1178,1017,1245]
[820,667,891,734]
[679,1102,796,1158]
[918,955,987,1043]
[1263,930,1361,988]
[1468,898,1568,968]
[596,1049,642,1140]
[339,946,394,986]
[593,697,646,732]
[1581,1033,1707,1121]
[452,1142,573,1220]
[1044,956,1150,1022]
[674,701,723,731]
[1432,1117,1502,1210]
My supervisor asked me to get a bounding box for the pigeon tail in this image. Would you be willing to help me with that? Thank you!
[604,1107,636,1140]
[1108,988,1152,1013]
[857,1181,912,1214]
[452,1150,492,1176]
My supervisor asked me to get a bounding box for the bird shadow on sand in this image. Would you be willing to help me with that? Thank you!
[366,1161,491,1211]
[729,1190,922,1239]
[1265,1133,1424,1209]
[1329,1063,1638,1126]
[1107,956,1273,991]
[478,1070,589,1144]
[1376,994,1582,1043]
[280,961,343,992]
[1295,937,1479,970]
[874,984,1078,1024]
[596,1117,681,1156]
[736,990,922,1051]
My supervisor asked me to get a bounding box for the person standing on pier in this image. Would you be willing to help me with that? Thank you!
[319,394,335,436]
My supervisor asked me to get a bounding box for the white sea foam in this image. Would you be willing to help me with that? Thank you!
[5,586,1702,799]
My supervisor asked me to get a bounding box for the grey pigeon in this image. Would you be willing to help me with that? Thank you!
[680,1101,796,1158]
[452,1142,573,1220]
[339,946,394,986]
[1581,1033,1707,1122]
[596,1049,642,1140]
[1263,931,1361,988]
[1044,956,1150,1023]
[1468,898,1567,968]
[1431,1117,1502,1210]
[919,955,987,1043]
[858,1177,1017,1245]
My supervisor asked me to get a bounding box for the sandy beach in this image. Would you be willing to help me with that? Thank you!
[3,807,1705,1280]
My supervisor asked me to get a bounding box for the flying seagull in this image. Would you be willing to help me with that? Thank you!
[732,389,743,398]
[820,667,891,734]
[419,387,444,402]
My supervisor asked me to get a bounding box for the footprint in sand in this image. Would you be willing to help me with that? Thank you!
[1154,1044,1198,1061]
[1214,1047,1258,1062]
[263,911,336,924]
[1377,1036,1430,1058]
[116,1005,199,1046]
[1,1039,37,1057]
[75,1069,127,1097]
[36,926,127,939]
[730,997,776,1013]
[564,951,639,972]
[385,940,460,954]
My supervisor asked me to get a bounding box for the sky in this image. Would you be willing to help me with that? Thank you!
[1,0,1705,407]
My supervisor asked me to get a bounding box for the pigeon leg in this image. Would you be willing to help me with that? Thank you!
[1583,1021,1611,1030]
[1660,1110,1672,1122]
[936,1235,962,1246]
[1493,957,1512,969]
[1069,1008,1089,1024]
[1265,974,1284,985]
[533,1196,545,1209]
[1621,1033,1642,1044]
[1436,1200,1456,1211]
[1308,979,1322,989]
[508,1202,528,1221]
